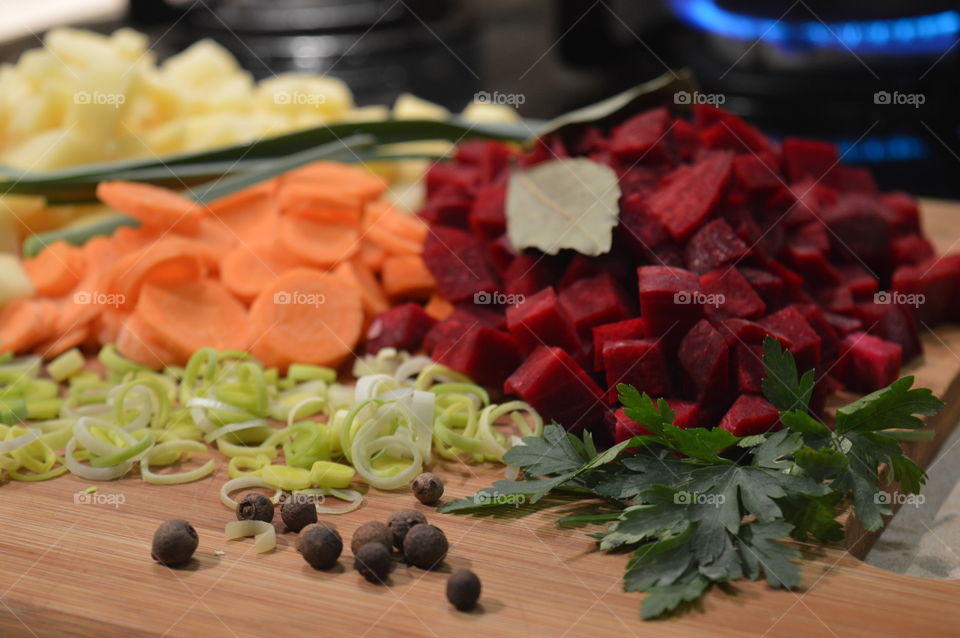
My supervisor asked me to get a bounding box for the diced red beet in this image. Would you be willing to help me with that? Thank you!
[486,235,518,276]
[824,165,878,194]
[736,344,765,393]
[785,243,843,287]
[758,306,821,369]
[418,191,473,228]
[718,395,781,436]
[433,325,522,388]
[671,118,700,161]
[424,305,508,355]
[609,107,673,163]
[880,191,921,234]
[793,222,830,253]
[468,185,506,239]
[781,138,838,183]
[796,304,840,362]
[733,152,781,192]
[678,319,730,402]
[365,303,437,355]
[854,301,922,363]
[619,165,671,201]
[619,193,672,259]
[637,265,703,322]
[503,253,555,298]
[891,234,935,267]
[714,318,770,345]
[422,227,499,303]
[506,287,581,354]
[683,219,749,274]
[809,374,844,415]
[592,317,649,370]
[824,311,863,336]
[611,400,701,441]
[424,318,465,355]
[559,272,632,334]
[692,104,728,130]
[817,285,855,315]
[836,264,879,299]
[454,140,513,185]
[700,268,766,319]
[504,346,607,433]
[836,332,901,393]
[425,162,478,198]
[721,206,763,246]
[603,339,671,400]
[450,304,508,331]
[648,151,734,242]
[740,268,784,310]
[700,115,772,155]
[821,194,893,273]
[892,256,960,326]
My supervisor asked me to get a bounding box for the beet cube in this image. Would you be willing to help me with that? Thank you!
[433,326,522,388]
[609,107,673,162]
[824,311,862,336]
[418,191,473,228]
[637,265,703,322]
[781,138,838,183]
[796,304,840,363]
[880,191,921,234]
[785,243,842,287]
[365,303,437,355]
[619,193,672,258]
[733,152,781,192]
[736,344,765,394]
[503,253,555,298]
[718,395,781,437]
[891,235,935,267]
[454,140,513,185]
[611,400,701,441]
[559,273,632,334]
[468,185,506,239]
[820,195,892,273]
[824,165,877,194]
[700,268,766,319]
[422,227,499,303]
[836,332,901,393]
[504,346,606,433]
[486,235,518,276]
[837,264,879,299]
[740,268,784,309]
[892,257,960,326]
[683,219,749,274]
[700,116,772,155]
[602,339,671,400]
[854,301,922,363]
[714,318,770,345]
[506,287,581,354]
[678,319,730,402]
[671,118,700,161]
[425,162,478,198]
[758,306,821,369]
[592,318,649,370]
[817,286,855,315]
[648,151,734,242]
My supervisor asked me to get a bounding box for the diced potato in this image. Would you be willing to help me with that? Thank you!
[462,101,520,123]
[393,93,449,120]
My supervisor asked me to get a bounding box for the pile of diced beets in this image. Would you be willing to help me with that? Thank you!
[367,103,960,442]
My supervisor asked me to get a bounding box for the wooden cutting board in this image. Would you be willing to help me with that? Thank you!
[1,202,959,638]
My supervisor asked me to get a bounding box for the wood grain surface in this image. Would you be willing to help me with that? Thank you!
[1,201,959,638]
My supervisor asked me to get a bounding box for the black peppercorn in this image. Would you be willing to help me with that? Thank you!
[297,524,342,570]
[446,570,481,611]
[387,509,427,549]
[151,519,198,566]
[411,472,444,505]
[236,493,274,523]
[351,520,393,555]
[402,523,448,569]
[354,542,392,584]
[281,498,317,532]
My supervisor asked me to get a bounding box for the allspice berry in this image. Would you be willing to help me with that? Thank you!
[387,509,427,549]
[351,521,393,555]
[151,519,198,566]
[354,542,392,584]
[236,493,274,523]
[281,498,317,532]
[447,570,481,611]
[402,524,448,569]
[297,524,342,570]
[411,472,444,505]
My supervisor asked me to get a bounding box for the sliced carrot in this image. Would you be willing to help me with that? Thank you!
[54,237,122,334]
[0,300,48,354]
[358,240,386,273]
[277,181,363,226]
[102,238,208,310]
[22,240,85,298]
[283,161,386,203]
[363,221,422,256]
[203,192,279,245]
[381,254,436,301]
[278,215,358,268]
[424,294,455,321]
[116,313,181,369]
[248,267,362,371]
[92,309,125,345]
[134,279,250,362]
[204,179,279,216]
[363,200,428,244]
[333,259,389,317]
[220,241,304,303]
[34,325,88,359]
[111,225,161,253]
[183,216,239,274]
[96,181,203,235]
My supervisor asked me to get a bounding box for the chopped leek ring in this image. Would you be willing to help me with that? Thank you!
[220,476,282,509]
[141,440,215,485]
[224,520,275,553]
[47,348,85,382]
[260,464,312,491]
[309,461,355,488]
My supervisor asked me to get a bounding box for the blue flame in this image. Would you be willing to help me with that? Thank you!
[837,135,928,163]
[669,0,960,54]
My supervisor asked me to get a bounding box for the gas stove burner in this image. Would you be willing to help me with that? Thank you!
[669,0,960,56]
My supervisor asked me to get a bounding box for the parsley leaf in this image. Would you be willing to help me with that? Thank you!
[835,376,944,434]
[761,336,814,412]
[738,520,801,589]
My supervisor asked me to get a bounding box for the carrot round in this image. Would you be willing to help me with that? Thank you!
[0,300,48,354]
[363,201,428,244]
[34,325,88,359]
[116,314,181,369]
[248,267,362,371]
[278,215,358,268]
[424,294,455,321]
[333,259,389,317]
[102,238,208,310]
[358,240,387,273]
[283,161,386,203]
[381,254,436,301]
[203,192,279,245]
[96,181,203,235]
[134,279,250,362]
[54,237,122,335]
[23,240,85,298]
[220,241,304,303]
[277,181,363,226]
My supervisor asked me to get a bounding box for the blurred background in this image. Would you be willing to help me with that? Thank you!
[2,0,960,197]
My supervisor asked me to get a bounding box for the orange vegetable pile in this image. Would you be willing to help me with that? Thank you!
[5,162,438,370]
